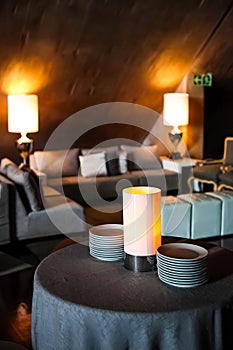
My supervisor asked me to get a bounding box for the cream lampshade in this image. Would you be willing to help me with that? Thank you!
[163,93,189,159]
[8,94,39,167]
[123,186,161,272]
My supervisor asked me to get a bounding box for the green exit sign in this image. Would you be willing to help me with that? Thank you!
[193,73,213,87]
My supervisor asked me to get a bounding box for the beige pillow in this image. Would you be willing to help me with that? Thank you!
[79,153,108,177]
[120,145,160,170]
[81,146,119,156]
[34,149,79,178]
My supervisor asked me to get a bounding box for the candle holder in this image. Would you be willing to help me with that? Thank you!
[123,186,161,272]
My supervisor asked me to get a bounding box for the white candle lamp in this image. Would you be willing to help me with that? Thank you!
[123,186,161,272]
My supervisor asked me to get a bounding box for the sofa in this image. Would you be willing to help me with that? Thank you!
[29,145,178,205]
[0,159,85,245]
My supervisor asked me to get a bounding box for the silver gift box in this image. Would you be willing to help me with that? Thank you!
[162,196,191,238]
[206,191,233,236]
[178,193,221,239]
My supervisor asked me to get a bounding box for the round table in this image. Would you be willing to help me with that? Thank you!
[31,238,233,350]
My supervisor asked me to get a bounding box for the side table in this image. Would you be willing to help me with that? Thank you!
[160,156,199,193]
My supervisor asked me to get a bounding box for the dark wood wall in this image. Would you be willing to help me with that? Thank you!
[0,0,232,163]
[186,2,233,159]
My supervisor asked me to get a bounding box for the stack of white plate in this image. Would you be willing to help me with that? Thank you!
[89,224,124,261]
[157,243,208,288]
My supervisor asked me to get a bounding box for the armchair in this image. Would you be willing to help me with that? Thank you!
[218,171,233,191]
[0,158,85,245]
[188,137,233,192]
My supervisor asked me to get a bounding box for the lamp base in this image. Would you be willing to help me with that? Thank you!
[170,151,182,160]
[16,135,33,167]
[124,253,157,272]
[169,129,183,160]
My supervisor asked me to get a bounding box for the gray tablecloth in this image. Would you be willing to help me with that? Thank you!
[31,239,233,350]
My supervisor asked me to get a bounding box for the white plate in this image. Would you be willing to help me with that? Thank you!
[89,224,124,238]
[158,273,208,288]
[90,247,124,255]
[89,235,123,241]
[90,254,124,259]
[157,263,207,277]
[89,238,123,245]
[90,247,124,252]
[158,270,208,283]
[157,243,208,261]
[90,250,123,256]
[90,242,123,247]
[89,241,124,247]
[157,258,207,270]
[90,251,124,261]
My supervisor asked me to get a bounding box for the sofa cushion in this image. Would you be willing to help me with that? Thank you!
[106,150,128,176]
[193,164,221,182]
[0,158,43,212]
[81,146,119,156]
[33,148,79,178]
[120,145,160,171]
[81,146,127,176]
[218,171,233,185]
[28,195,85,239]
[79,153,108,177]
[138,169,178,194]
[0,175,12,244]
[47,172,141,204]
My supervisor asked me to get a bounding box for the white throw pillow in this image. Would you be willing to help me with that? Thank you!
[82,147,128,176]
[79,153,108,177]
[118,150,128,174]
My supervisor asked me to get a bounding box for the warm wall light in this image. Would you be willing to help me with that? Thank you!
[8,94,39,166]
[163,93,189,159]
[1,59,53,94]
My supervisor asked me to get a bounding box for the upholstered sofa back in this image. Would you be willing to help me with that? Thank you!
[0,175,12,244]
[29,147,178,204]
[0,174,37,242]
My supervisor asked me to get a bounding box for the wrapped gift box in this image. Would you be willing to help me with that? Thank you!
[206,191,233,235]
[178,193,221,239]
[162,196,191,238]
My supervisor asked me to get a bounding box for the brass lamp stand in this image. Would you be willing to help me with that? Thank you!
[16,133,33,167]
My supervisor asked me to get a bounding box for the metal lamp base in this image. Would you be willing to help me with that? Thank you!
[170,151,182,159]
[16,135,33,167]
[169,129,183,160]
[124,253,157,272]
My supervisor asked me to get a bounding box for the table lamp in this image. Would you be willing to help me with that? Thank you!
[123,186,161,272]
[163,93,189,159]
[8,94,39,167]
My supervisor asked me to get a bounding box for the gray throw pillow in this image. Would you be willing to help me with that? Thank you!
[0,158,43,212]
